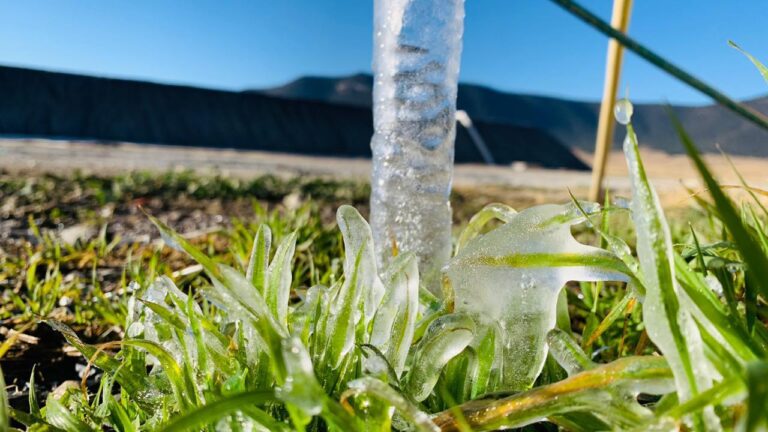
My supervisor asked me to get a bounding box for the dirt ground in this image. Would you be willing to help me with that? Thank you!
[2,138,767,206]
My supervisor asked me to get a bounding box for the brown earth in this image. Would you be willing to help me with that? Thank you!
[3,138,767,207]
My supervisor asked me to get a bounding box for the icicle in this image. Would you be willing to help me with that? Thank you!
[369,0,466,293]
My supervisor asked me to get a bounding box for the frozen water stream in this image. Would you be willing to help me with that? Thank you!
[369,0,465,291]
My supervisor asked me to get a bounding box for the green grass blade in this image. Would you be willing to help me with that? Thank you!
[0,366,8,432]
[323,245,364,369]
[122,339,194,410]
[28,367,40,417]
[549,412,611,432]
[45,397,97,432]
[155,390,275,432]
[146,212,220,280]
[336,205,385,325]
[585,291,635,348]
[729,41,768,84]
[746,361,768,432]
[107,394,137,432]
[548,0,768,132]
[45,320,147,394]
[346,377,440,432]
[10,407,65,430]
[660,379,744,423]
[717,145,768,218]
[672,113,768,302]
[623,121,714,430]
[675,255,764,361]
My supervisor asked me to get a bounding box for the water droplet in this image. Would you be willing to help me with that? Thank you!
[126,322,144,338]
[614,98,634,125]
[160,231,183,252]
[363,355,388,376]
[58,296,72,307]
[611,196,632,210]
[127,281,140,293]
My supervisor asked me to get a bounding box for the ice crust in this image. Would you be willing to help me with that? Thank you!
[446,202,629,391]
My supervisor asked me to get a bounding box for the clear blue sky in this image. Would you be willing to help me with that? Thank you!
[0,1,766,104]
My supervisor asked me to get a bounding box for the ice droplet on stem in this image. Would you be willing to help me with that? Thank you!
[614,98,634,125]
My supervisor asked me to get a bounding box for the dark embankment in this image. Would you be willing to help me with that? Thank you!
[264,74,768,156]
[0,65,589,170]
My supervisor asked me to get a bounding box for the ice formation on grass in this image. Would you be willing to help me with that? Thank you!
[369,0,465,293]
[621,101,721,431]
[445,202,631,391]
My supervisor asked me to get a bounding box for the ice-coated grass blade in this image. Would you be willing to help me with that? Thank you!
[45,320,148,395]
[155,390,276,432]
[370,252,419,376]
[623,121,716,430]
[246,224,272,295]
[344,377,440,432]
[320,206,385,372]
[547,329,594,375]
[138,296,235,375]
[660,379,745,425]
[446,202,633,391]
[729,41,768,84]
[45,397,97,432]
[406,313,475,402]
[585,291,635,347]
[266,231,297,328]
[569,193,642,290]
[122,339,196,410]
[455,203,517,253]
[549,412,611,432]
[219,264,287,338]
[337,205,385,325]
[672,113,768,302]
[432,355,672,432]
[278,337,361,431]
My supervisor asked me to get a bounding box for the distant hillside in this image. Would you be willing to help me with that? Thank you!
[261,74,768,156]
[0,66,588,170]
